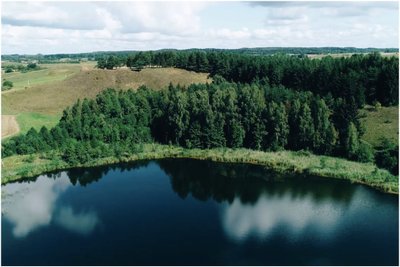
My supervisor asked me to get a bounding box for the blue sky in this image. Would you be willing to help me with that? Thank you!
[2,1,398,54]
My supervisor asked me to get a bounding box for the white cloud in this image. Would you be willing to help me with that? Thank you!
[1,1,398,54]
[109,2,207,35]
[265,7,309,26]
[2,2,106,30]
[207,28,252,40]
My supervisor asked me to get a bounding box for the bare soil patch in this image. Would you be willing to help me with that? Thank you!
[2,115,19,138]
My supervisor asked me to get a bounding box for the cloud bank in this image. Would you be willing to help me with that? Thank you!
[1,1,398,54]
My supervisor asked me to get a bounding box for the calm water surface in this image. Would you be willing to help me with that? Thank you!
[2,159,398,265]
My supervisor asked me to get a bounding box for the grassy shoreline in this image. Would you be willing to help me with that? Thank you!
[2,144,398,194]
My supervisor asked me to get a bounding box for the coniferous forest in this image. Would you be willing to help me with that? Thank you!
[2,51,399,175]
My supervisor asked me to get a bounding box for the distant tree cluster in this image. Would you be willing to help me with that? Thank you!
[3,47,397,63]
[96,55,126,69]
[2,63,40,73]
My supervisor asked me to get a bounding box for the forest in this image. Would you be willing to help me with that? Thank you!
[2,50,399,176]
[2,77,398,175]
[97,50,398,106]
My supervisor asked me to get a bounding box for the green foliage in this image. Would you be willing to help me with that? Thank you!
[97,55,125,69]
[2,80,13,90]
[100,50,398,107]
[356,140,375,163]
[2,52,398,176]
[5,67,13,73]
[263,102,289,151]
[1,81,391,167]
[374,101,382,111]
[298,102,315,150]
[375,138,399,175]
[312,98,338,154]
[27,63,38,70]
[2,62,41,74]
[345,122,359,160]
[3,144,398,193]
[25,154,36,163]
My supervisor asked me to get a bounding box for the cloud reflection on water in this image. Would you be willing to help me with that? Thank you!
[2,173,99,238]
[221,192,343,242]
[56,206,99,235]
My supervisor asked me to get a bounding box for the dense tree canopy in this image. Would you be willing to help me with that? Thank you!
[3,80,379,167]
[2,50,398,175]
[120,51,399,107]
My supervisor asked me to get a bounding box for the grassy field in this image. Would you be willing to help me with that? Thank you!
[1,63,92,92]
[16,112,60,134]
[2,63,210,138]
[2,144,397,194]
[360,105,399,147]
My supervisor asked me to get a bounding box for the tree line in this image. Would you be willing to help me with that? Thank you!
[3,47,396,63]
[3,80,397,174]
[97,51,398,107]
[3,63,40,73]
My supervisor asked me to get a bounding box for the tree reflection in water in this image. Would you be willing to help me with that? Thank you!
[157,159,360,241]
[157,158,357,205]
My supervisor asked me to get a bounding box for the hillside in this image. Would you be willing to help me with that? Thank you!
[1,62,90,92]
[2,63,210,137]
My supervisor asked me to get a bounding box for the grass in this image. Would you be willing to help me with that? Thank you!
[1,63,87,92]
[2,144,397,194]
[16,112,60,134]
[2,63,210,137]
[360,105,399,147]
[2,65,210,115]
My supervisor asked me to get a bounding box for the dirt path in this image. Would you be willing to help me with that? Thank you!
[2,115,20,138]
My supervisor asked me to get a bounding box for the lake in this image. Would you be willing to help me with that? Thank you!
[2,159,398,265]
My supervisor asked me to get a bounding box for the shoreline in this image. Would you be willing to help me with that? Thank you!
[2,144,398,194]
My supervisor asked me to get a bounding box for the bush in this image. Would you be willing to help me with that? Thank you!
[25,154,36,163]
[27,63,38,69]
[375,138,398,175]
[374,101,381,111]
[2,80,13,90]
[356,141,374,163]
[295,150,311,157]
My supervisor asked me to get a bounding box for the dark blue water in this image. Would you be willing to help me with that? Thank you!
[2,159,398,265]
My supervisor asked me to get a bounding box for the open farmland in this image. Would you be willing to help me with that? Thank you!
[307,52,399,59]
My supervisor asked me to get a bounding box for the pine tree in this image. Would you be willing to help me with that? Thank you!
[345,122,359,160]
[288,99,301,150]
[263,102,289,151]
[312,98,337,154]
[298,102,315,150]
[40,126,54,149]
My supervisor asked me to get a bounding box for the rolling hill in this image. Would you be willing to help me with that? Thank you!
[2,63,211,137]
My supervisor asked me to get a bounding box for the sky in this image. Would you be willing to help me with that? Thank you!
[1,1,399,55]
